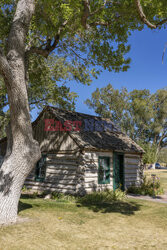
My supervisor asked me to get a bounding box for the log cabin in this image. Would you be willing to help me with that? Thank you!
[0,106,144,195]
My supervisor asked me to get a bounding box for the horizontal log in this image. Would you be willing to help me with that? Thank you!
[84,184,113,191]
[124,154,140,159]
[84,179,97,184]
[84,158,113,162]
[47,165,77,170]
[125,177,139,180]
[46,155,81,161]
[125,182,140,187]
[124,158,139,165]
[124,169,138,174]
[124,164,139,169]
[85,172,113,178]
[125,182,138,185]
[85,168,113,172]
[47,151,81,157]
[84,177,98,181]
[25,181,76,190]
[45,178,78,185]
[47,159,79,165]
[24,185,76,194]
[84,152,113,160]
[46,169,77,175]
[46,173,78,179]
[125,175,139,179]
[84,167,98,171]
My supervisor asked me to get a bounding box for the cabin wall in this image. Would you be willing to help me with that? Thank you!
[24,110,84,194]
[33,111,79,152]
[24,151,142,194]
[82,151,142,193]
[25,151,82,194]
[82,151,113,193]
[124,154,142,188]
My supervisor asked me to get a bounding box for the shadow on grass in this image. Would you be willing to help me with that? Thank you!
[77,200,141,215]
[18,201,33,212]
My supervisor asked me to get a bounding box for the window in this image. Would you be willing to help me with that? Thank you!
[35,154,47,182]
[98,156,110,184]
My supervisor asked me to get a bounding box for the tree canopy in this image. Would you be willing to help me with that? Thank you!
[0,0,145,137]
[85,84,167,159]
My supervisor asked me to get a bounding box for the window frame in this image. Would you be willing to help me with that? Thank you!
[35,154,47,182]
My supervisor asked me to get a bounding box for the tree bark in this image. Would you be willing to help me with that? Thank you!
[0,0,41,225]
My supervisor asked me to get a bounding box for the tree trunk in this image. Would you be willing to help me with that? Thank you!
[0,0,41,225]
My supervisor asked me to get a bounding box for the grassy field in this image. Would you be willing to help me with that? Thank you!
[0,196,167,250]
[0,170,166,250]
[144,169,167,193]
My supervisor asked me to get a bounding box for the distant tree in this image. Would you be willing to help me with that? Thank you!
[158,148,167,163]
[139,143,158,165]
[86,85,167,162]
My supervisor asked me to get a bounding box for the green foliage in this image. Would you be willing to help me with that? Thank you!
[0,0,145,137]
[77,189,127,205]
[86,84,167,162]
[127,176,164,197]
[85,84,129,128]
[21,189,126,203]
[31,192,39,199]
[21,185,28,192]
[139,143,158,164]
[1,0,167,138]
[50,192,76,203]
[158,148,167,163]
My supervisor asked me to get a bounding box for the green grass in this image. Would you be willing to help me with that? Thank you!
[0,197,167,249]
[144,169,167,193]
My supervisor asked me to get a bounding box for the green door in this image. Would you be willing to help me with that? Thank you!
[113,152,124,191]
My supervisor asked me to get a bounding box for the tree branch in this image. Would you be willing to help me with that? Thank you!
[135,0,167,29]
[81,0,109,28]
[156,18,167,27]
[29,98,48,105]
[28,21,68,58]
[89,21,109,27]
[81,0,91,29]
[81,1,119,29]
[90,0,108,16]
[135,0,156,29]
[70,48,87,61]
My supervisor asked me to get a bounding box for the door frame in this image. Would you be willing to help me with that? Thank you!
[113,152,125,191]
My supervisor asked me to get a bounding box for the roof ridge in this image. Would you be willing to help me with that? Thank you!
[47,105,113,121]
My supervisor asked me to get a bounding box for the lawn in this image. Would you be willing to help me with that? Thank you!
[144,169,167,193]
[0,197,167,249]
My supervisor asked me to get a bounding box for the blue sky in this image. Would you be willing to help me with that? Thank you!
[32,27,167,120]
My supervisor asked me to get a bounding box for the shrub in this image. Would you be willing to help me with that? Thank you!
[22,185,27,192]
[31,191,39,198]
[51,192,76,203]
[127,176,164,197]
[77,189,127,205]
